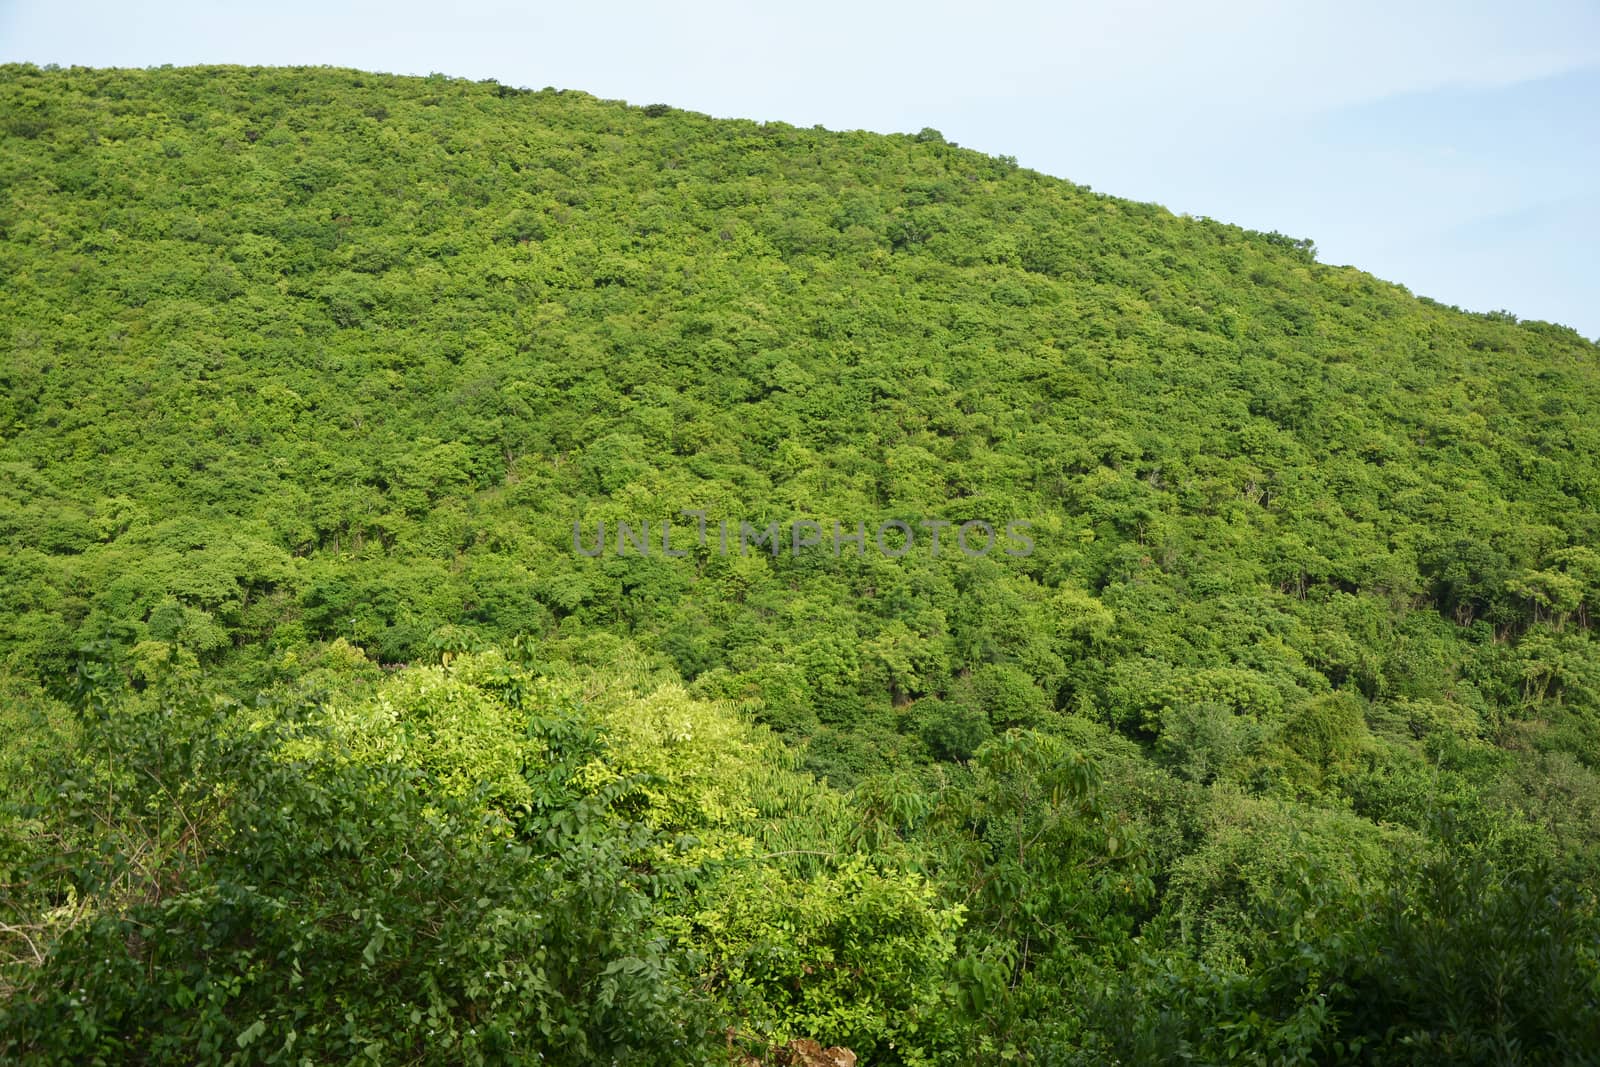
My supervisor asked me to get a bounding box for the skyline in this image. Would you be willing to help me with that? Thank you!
[3,0,1596,339]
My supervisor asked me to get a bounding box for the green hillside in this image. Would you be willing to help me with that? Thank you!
[2,63,1599,1063]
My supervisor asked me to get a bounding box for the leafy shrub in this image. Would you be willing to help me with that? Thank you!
[0,686,710,1065]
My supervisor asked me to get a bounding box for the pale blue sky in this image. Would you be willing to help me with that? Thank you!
[3,0,1596,338]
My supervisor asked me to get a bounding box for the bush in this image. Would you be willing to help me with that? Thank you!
[1156,701,1253,784]
[913,696,992,762]
[0,685,711,1065]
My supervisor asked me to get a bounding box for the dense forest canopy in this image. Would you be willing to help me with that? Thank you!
[2,63,1599,1063]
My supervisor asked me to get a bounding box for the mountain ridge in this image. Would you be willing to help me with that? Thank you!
[3,62,1600,1063]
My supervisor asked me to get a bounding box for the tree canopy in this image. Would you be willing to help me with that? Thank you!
[2,63,1599,1064]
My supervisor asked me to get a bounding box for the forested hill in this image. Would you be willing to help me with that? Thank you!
[3,63,1600,1064]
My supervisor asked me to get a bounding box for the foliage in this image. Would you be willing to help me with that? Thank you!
[0,681,708,1064]
[2,61,1600,1062]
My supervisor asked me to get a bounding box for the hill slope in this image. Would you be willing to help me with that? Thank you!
[3,64,1600,1063]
